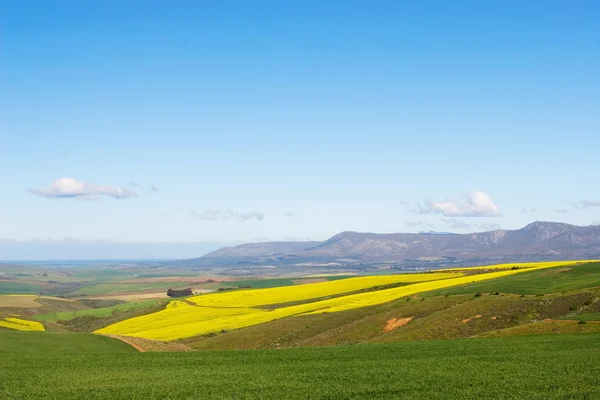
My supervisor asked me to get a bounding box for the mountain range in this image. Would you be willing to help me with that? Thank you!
[198,222,600,265]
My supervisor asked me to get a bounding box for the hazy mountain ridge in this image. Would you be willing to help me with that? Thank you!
[199,222,600,262]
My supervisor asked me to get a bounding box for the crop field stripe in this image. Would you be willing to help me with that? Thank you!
[96,262,576,341]
[0,317,45,332]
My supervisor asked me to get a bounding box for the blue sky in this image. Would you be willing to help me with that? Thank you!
[1,1,599,259]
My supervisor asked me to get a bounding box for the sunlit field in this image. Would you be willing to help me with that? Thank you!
[96,261,587,341]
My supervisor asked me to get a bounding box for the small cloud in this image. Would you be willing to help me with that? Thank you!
[147,184,159,193]
[441,218,472,230]
[191,209,265,222]
[573,200,600,209]
[405,191,501,217]
[29,178,136,200]
[161,213,171,218]
[427,191,501,217]
[476,223,502,231]
[405,221,434,229]
[129,181,143,189]
[554,208,569,213]
[521,208,536,214]
[284,212,294,217]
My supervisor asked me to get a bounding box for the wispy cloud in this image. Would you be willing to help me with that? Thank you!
[29,178,136,200]
[405,221,434,229]
[191,209,265,221]
[521,208,536,214]
[403,191,501,217]
[147,184,159,192]
[284,212,294,217]
[441,219,501,231]
[573,200,600,209]
[441,218,471,230]
[554,208,569,213]
[477,223,502,231]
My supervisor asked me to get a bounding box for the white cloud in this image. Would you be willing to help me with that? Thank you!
[284,212,294,217]
[191,209,264,221]
[554,208,569,213]
[441,218,501,231]
[29,178,136,200]
[425,191,501,217]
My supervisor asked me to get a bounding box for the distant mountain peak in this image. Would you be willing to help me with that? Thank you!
[195,221,600,262]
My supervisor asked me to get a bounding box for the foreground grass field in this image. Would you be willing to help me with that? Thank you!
[1,334,599,399]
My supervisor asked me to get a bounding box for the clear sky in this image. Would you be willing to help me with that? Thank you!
[1,1,599,259]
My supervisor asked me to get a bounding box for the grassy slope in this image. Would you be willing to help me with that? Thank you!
[481,320,600,337]
[35,299,169,332]
[1,334,599,399]
[426,262,600,296]
[563,312,600,321]
[0,332,136,353]
[185,289,600,350]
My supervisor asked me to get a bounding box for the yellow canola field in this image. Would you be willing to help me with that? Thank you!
[187,272,462,308]
[441,260,594,272]
[96,262,575,341]
[0,317,45,332]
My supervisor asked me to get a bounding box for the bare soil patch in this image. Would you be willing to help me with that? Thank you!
[0,295,42,309]
[384,317,413,332]
[462,315,482,324]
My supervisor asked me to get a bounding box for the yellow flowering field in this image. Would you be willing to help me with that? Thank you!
[186,272,462,308]
[441,260,593,272]
[0,317,45,332]
[95,261,585,341]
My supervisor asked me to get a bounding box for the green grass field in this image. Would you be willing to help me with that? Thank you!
[68,282,195,296]
[35,299,167,323]
[563,312,600,321]
[426,262,600,296]
[0,281,44,295]
[1,334,599,399]
[0,332,136,353]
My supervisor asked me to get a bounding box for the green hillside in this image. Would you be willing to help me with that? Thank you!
[0,332,136,353]
[426,262,600,296]
[1,334,599,399]
[184,287,600,350]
